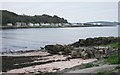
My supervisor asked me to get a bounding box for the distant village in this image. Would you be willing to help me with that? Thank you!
[6,22,103,28]
[6,22,83,27]
[2,10,117,29]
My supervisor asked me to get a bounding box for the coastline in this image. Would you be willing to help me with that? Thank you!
[1,50,50,57]
[0,25,116,29]
[1,37,119,74]
[7,58,97,73]
[1,50,97,74]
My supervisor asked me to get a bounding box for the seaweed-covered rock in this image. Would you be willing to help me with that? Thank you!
[45,44,64,54]
[71,37,119,47]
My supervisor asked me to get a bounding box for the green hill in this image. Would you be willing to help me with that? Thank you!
[1,10,68,26]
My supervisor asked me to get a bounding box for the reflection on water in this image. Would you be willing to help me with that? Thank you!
[0,26,118,52]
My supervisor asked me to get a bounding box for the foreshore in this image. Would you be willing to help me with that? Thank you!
[1,50,97,74]
[7,58,96,73]
[1,37,119,74]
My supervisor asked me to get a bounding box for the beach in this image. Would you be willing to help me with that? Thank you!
[7,58,96,73]
[2,50,97,74]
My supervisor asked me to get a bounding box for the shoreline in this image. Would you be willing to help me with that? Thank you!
[1,49,50,57]
[1,50,97,73]
[1,25,116,29]
[6,58,97,73]
[1,37,119,74]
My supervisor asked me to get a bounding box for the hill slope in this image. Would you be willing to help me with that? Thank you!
[1,10,68,25]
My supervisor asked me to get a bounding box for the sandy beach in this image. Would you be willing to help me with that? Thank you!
[1,50,98,74]
[7,58,97,73]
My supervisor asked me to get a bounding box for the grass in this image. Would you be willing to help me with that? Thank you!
[99,42,120,50]
[80,62,99,68]
[105,53,120,64]
[82,63,95,68]
[109,42,120,49]
[100,42,120,64]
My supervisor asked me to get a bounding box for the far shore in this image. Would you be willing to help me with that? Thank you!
[0,25,116,29]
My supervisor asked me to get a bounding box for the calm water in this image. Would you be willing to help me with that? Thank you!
[0,26,118,52]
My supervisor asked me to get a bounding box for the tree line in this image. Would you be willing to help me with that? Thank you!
[1,10,68,25]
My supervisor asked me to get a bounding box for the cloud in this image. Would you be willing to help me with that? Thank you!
[1,2,118,22]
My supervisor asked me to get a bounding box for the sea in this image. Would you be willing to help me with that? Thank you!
[0,25,119,52]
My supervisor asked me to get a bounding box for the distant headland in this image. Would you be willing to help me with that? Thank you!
[0,10,118,29]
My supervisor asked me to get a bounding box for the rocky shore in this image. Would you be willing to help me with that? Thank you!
[2,50,97,74]
[1,37,120,74]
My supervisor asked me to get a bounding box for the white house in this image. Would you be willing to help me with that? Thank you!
[28,23,34,26]
[97,23,102,25]
[50,23,59,26]
[34,23,40,26]
[62,23,71,26]
[92,23,102,25]
[71,23,83,26]
[21,22,27,26]
[81,23,84,26]
[40,23,51,26]
[15,22,22,27]
[71,23,78,26]
[7,23,13,26]
[57,23,62,26]
[15,22,27,27]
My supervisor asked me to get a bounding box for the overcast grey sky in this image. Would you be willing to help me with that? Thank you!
[1,2,118,23]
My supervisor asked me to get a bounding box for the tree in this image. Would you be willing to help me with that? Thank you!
[1,10,68,25]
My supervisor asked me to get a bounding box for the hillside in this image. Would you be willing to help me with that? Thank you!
[1,10,68,25]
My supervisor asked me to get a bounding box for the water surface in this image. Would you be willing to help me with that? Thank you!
[0,26,118,52]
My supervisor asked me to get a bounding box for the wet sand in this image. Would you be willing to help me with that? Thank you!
[7,58,97,73]
[2,50,97,73]
[1,50,50,56]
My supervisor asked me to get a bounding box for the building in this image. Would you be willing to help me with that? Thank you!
[57,23,62,27]
[7,23,13,26]
[62,23,71,27]
[21,22,27,26]
[15,22,22,27]
[15,22,27,27]
[34,23,40,26]
[40,23,51,26]
[28,23,34,27]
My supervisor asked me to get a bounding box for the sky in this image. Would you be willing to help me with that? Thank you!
[0,0,119,2]
[1,1,118,23]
